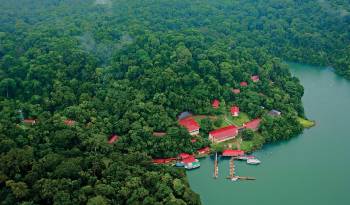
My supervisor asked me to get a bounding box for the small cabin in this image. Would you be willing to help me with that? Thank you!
[232,89,240,94]
[23,119,36,125]
[108,135,119,144]
[230,106,240,117]
[212,99,220,109]
[240,81,248,87]
[251,75,260,82]
[244,118,261,131]
[197,147,210,155]
[268,109,281,117]
[64,119,75,126]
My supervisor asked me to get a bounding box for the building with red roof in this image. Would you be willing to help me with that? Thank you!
[182,156,198,164]
[191,138,197,143]
[222,150,245,157]
[244,118,261,131]
[240,81,248,87]
[23,119,36,125]
[179,117,200,135]
[232,89,240,94]
[108,135,119,144]
[209,125,238,143]
[153,132,167,137]
[152,159,165,164]
[197,147,210,155]
[152,158,177,164]
[251,75,260,82]
[178,153,192,160]
[230,106,240,117]
[212,99,220,109]
[64,119,75,126]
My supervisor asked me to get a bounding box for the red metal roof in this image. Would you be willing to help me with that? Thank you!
[178,153,192,159]
[209,125,238,139]
[23,119,36,124]
[232,89,240,94]
[108,135,119,144]
[179,118,200,132]
[251,75,260,82]
[222,150,245,156]
[244,118,261,130]
[152,158,177,164]
[191,138,197,143]
[64,119,75,126]
[198,147,210,154]
[240,81,248,86]
[230,106,239,114]
[182,156,197,164]
[212,99,220,108]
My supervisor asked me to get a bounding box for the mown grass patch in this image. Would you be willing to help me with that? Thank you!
[298,117,315,128]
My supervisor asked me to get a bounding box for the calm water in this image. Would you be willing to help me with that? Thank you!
[187,63,350,205]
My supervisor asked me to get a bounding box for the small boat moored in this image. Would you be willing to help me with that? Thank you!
[175,162,184,167]
[230,177,239,181]
[247,158,261,165]
[184,161,200,169]
[238,155,255,160]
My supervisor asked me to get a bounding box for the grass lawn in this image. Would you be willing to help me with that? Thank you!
[226,112,250,126]
[298,117,315,128]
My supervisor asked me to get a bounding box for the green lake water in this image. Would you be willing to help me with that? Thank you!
[187,63,350,205]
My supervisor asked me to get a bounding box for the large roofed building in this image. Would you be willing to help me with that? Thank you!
[209,125,238,143]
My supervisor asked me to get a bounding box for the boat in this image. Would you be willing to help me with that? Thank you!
[184,161,200,169]
[247,158,261,165]
[238,155,255,160]
[230,177,239,181]
[175,162,184,167]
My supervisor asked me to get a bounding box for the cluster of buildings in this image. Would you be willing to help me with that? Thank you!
[179,102,261,144]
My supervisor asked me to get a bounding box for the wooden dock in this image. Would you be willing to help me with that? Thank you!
[213,152,218,178]
[227,157,256,181]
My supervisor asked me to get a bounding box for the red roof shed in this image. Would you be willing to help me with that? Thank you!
[230,106,240,117]
[222,150,245,157]
[178,153,192,160]
[108,135,119,144]
[244,118,261,131]
[23,119,36,125]
[240,82,248,87]
[179,118,200,133]
[182,156,197,164]
[197,147,210,154]
[251,75,260,82]
[64,119,75,126]
[212,99,220,109]
[232,89,241,94]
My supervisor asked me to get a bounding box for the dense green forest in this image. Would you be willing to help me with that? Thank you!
[0,0,348,204]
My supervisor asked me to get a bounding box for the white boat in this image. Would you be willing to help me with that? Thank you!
[247,158,261,165]
[184,161,200,169]
[238,155,255,160]
[230,177,238,181]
